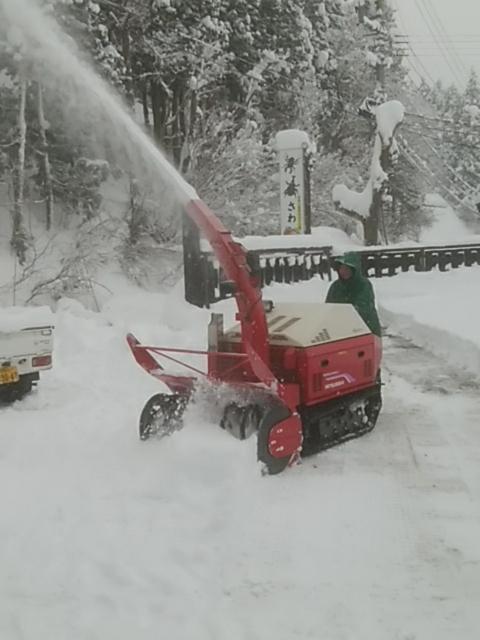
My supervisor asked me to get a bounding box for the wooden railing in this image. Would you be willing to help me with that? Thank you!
[360,243,480,277]
[184,245,334,308]
[183,217,480,308]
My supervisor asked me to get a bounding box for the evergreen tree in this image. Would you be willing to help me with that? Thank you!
[464,68,480,106]
[428,79,444,110]
[0,0,446,285]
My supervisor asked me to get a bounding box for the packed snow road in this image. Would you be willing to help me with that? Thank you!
[1,305,480,640]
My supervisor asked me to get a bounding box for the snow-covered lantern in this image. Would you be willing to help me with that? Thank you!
[275,129,312,235]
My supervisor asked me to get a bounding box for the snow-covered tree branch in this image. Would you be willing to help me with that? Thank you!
[332,100,404,244]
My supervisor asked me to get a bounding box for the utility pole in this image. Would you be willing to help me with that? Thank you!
[374,0,388,96]
[370,0,389,245]
[357,0,397,245]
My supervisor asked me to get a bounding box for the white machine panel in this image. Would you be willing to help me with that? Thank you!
[225,302,370,348]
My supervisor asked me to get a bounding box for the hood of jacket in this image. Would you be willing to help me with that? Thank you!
[333,252,363,283]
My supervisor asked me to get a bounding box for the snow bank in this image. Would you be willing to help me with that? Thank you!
[0,305,54,333]
[376,267,480,378]
[240,226,357,252]
[199,226,358,254]
[310,225,360,250]
[381,304,480,380]
[420,194,472,244]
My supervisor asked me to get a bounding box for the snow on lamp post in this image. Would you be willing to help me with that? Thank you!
[332,100,404,245]
[275,129,312,235]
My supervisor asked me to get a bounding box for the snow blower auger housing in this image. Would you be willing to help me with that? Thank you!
[127,199,382,475]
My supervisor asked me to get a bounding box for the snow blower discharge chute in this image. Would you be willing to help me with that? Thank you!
[127,199,382,475]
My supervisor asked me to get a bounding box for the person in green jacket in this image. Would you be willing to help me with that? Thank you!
[326,252,382,337]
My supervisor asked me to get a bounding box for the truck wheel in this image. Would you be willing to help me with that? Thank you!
[0,376,33,403]
[18,377,33,397]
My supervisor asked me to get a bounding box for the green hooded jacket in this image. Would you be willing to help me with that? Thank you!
[326,252,382,337]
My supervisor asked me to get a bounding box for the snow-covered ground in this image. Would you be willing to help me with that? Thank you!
[419,194,473,245]
[1,262,480,639]
[1,192,480,639]
[378,268,480,378]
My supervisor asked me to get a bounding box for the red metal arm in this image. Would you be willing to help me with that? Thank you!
[185,199,270,370]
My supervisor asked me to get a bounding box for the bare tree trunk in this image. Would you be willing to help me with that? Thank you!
[142,81,150,128]
[11,77,29,265]
[127,177,143,245]
[121,14,135,107]
[180,79,198,174]
[171,79,183,168]
[37,81,54,231]
[365,192,381,245]
[367,138,397,245]
[151,80,168,146]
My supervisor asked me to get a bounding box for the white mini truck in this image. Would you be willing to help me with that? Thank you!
[0,307,54,401]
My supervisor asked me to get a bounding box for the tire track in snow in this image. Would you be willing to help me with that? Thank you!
[376,334,480,637]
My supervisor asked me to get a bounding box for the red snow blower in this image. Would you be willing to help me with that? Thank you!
[127,199,382,474]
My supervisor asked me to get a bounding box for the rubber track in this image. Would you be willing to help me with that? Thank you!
[299,385,382,457]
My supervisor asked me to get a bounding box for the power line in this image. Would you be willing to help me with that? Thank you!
[399,46,480,51]
[412,0,463,86]
[400,51,480,56]
[400,33,480,38]
[402,118,480,143]
[399,39,480,43]
[390,0,436,86]
[398,137,480,217]
[396,41,480,46]
[403,53,432,87]
[397,46,435,86]
[401,127,480,202]
[417,135,480,192]
[421,0,467,77]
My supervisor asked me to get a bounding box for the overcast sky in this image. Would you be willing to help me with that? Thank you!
[391,0,479,89]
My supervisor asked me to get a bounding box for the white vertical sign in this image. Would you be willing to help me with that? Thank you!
[275,129,310,235]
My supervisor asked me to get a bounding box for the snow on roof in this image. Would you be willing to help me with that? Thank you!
[375,100,405,145]
[275,129,311,151]
[0,306,54,333]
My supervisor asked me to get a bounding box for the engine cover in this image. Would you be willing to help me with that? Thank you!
[224,302,371,347]
[217,302,382,406]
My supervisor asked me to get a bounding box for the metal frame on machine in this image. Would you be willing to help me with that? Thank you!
[127,199,302,417]
[127,334,256,395]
